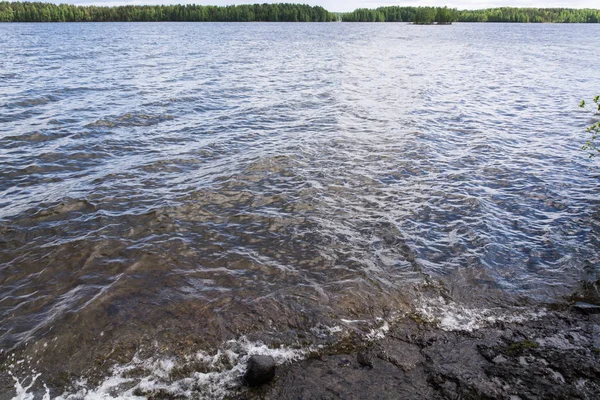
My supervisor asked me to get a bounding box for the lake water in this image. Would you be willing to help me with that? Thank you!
[1,22,599,399]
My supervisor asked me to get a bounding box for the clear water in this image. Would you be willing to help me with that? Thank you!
[1,22,599,397]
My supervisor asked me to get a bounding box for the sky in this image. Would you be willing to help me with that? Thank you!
[59,1,600,13]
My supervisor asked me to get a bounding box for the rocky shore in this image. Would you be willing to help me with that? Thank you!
[2,285,600,400]
[239,304,600,399]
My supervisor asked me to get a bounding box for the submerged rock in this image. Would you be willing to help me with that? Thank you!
[244,355,276,386]
[377,341,423,371]
[357,350,373,368]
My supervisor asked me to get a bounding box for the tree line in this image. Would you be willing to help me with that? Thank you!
[0,2,336,22]
[1,3,599,23]
[342,6,457,24]
[342,6,600,23]
[458,7,600,23]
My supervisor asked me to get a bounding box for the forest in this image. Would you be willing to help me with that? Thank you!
[342,6,600,23]
[458,7,600,23]
[0,2,336,22]
[342,6,457,24]
[0,2,600,23]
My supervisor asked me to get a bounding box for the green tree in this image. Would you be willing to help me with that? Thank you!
[0,2,15,21]
[435,7,457,24]
[414,7,437,24]
[580,96,600,158]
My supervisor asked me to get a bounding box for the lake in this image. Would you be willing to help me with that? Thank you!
[1,22,599,399]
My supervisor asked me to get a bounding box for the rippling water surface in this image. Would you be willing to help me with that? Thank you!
[1,22,600,397]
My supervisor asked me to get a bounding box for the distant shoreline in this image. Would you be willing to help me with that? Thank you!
[1,3,599,24]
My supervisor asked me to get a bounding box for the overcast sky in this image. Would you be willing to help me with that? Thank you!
[60,1,600,13]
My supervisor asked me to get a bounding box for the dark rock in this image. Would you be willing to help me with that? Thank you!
[477,344,497,362]
[241,309,600,399]
[357,350,373,368]
[378,340,423,371]
[573,302,600,315]
[244,355,276,387]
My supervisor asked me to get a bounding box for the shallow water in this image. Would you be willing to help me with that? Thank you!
[1,22,600,398]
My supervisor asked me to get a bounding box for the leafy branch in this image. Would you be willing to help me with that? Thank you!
[580,96,600,158]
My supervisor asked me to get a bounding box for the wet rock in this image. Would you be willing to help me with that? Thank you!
[378,341,423,371]
[492,355,508,364]
[244,355,276,387]
[357,350,373,368]
[573,302,600,315]
[243,309,600,400]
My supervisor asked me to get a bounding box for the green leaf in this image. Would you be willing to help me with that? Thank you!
[580,100,586,108]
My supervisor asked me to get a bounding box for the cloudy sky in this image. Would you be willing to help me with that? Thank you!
[60,1,600,12]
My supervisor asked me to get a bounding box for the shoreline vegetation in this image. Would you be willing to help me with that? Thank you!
[0,2,599,23]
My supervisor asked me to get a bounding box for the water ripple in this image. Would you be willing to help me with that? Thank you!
[0,22,599,391]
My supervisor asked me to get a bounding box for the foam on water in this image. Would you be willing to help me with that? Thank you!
[9,371,50,400]
[7,299,551,399]
[48,337,308,400]
[414,296,547,332]
[8,318,367,399]
[365,320,390,341]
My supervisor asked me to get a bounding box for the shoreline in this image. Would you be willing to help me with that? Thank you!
[239,304,600,399]
[2,285,600,399]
